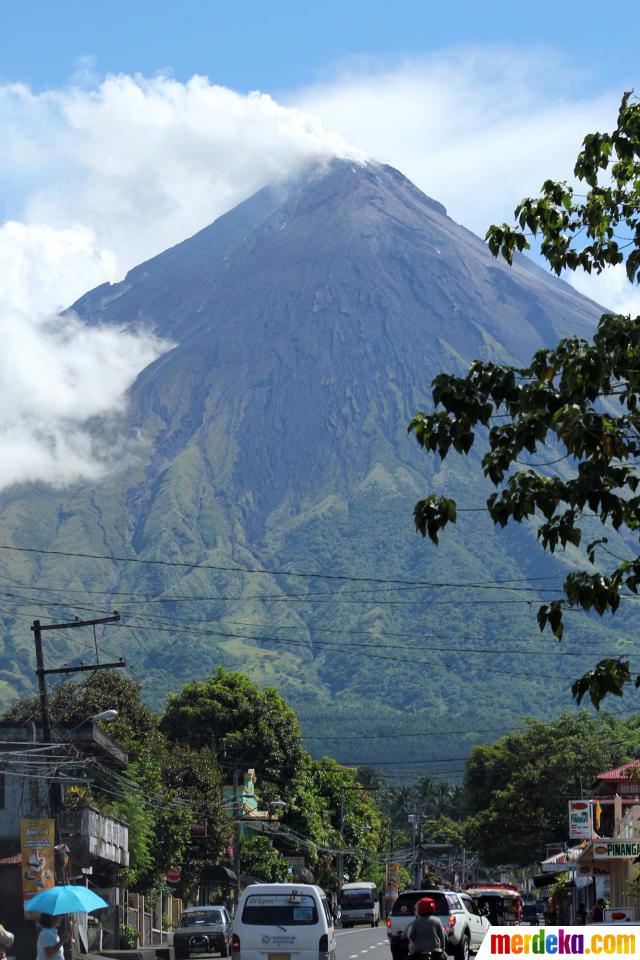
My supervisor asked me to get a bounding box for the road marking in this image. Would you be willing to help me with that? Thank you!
[349,955,359,958]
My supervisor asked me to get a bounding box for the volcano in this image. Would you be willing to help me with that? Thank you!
[0,159,622,769]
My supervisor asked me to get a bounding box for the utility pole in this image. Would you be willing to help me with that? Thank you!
[233,768,241,909]
[31,613,123,743]
[337,785,345,890]
[33,620,52,742]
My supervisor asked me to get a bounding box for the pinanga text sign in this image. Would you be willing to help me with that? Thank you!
[593,841,640,859]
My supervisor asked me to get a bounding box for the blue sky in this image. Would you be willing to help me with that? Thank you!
[2,0,639,96]
[0,0,639,486]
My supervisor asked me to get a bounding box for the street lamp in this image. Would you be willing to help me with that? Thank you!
[66,709,119,736]
[90,710,118,723]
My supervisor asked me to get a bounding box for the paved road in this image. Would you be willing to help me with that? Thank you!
[336,925,390,960]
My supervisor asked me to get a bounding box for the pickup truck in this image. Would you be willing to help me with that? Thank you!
[386,890,490,960]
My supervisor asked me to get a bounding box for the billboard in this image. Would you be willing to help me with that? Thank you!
[568,800,592,839]
[21,818,55,910]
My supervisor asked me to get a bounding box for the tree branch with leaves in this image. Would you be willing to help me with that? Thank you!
[409,91,640,709]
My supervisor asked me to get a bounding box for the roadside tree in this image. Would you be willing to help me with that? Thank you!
[160,666,306,792]
[409,92,640,706]
[463,711,640,864]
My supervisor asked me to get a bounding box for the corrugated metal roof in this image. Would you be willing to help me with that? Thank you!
[0,854,21,865]
[596,761,640,781]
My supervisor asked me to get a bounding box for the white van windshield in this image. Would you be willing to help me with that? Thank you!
[339,891,374,908]
[242,894,318,926]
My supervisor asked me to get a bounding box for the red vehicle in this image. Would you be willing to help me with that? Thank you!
[461,883,523,926]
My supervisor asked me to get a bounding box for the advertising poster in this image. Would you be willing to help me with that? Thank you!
[385,861,399,897]
[568,800,592,839]
[20,818,55,910]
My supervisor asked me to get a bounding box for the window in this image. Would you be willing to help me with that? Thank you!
[339,891,375,908]
[447,895,462,911]
[178,910,223,927]
[391,893,450,916]
[461,897,479,916]
[242,894,319,926]
[322,898,334,927]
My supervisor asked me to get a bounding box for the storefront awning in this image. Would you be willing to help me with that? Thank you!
[540,846,583,873]
[201,864,237,884]
[532,874,553,889]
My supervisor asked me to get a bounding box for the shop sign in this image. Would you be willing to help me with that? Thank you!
[568,800,592,839]
[594,841,640,859]
[190,819,207,836]
[604,907,635,922]
[21,818,55,910]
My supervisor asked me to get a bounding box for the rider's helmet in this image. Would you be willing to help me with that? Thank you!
[415,898,436,916]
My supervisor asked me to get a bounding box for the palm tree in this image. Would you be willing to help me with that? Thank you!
[356,765,384,792]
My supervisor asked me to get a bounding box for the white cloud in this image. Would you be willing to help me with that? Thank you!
[0,222,166,488]
[566,264,640,318]
[290,49,617,236]
[1,53,638,489]
[290,50,640,316]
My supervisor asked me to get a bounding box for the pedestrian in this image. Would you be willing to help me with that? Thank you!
[592,899,605,923]
[37,915,68,960]
[545,897,557,926]
[576,903,587,926]
[0,923,14,960]
[406,897,447,960]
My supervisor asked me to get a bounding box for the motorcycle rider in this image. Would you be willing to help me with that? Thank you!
[406,898,447,960]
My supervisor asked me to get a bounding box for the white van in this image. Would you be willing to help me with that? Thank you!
[339,882,380,928]
[232,884,336,960]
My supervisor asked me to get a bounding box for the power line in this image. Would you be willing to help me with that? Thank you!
[114,617,632,665]
[301,727,520,741]
[0,543,565,587]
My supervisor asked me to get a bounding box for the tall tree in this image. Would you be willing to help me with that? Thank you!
[409,92,640,707]
[160,667,306,793]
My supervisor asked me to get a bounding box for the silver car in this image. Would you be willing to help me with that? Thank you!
[174,906,233,958]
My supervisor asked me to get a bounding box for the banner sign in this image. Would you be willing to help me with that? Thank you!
[476,926,639,960]
[594,840,640,859]
[385,862,399,896]
[20,818,55,909]
[568,800,592,839]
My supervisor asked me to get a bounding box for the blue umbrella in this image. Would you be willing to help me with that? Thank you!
[25,885,108,915]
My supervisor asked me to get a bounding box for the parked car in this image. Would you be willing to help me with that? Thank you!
[232,882,336,960]
[387,890,490,960]
[174,906,234,958]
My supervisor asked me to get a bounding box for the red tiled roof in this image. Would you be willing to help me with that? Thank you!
[596,761,640,781]
[0,854,21,865]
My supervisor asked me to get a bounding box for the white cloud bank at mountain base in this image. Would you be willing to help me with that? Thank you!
[1,53,639,489]
[0,222,166,487]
